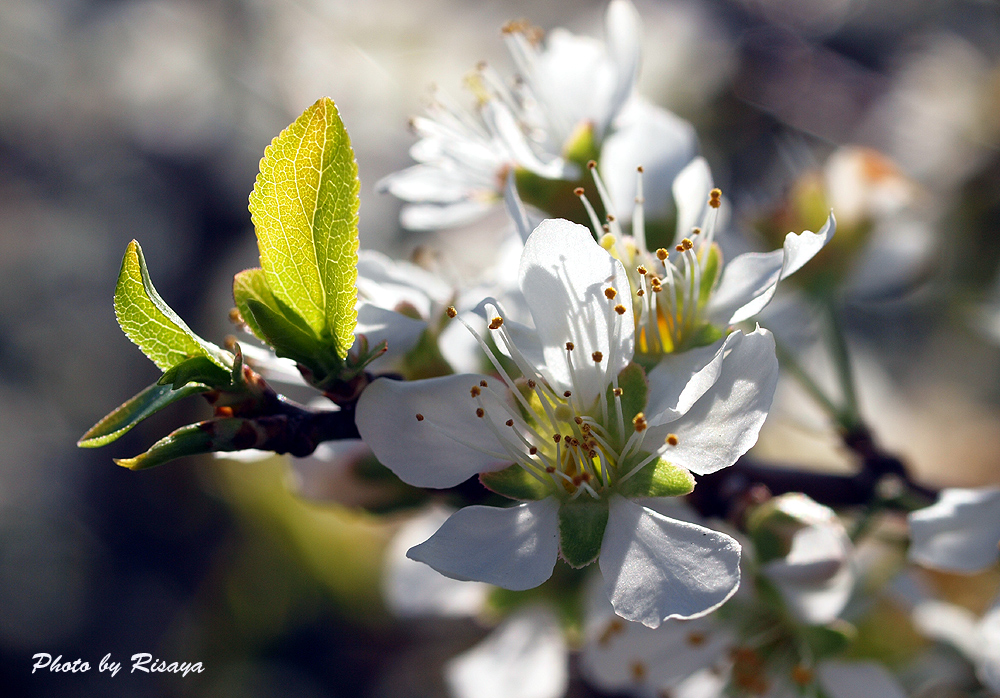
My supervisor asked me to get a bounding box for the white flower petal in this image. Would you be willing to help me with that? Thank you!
[355,303,426,367]
[646,327,778,476]
[519,219,634,405]
[908,486,1000,573]
[383,506,489,619]
[376,164,476,204]
[673,156,715,241]
[817,661,907,698]
[400,200,497,231]
[645,335,729,424]
[355,374,510,488]
[357,250,453,310]
[601,101,699,221]
[979,603,1000,692]
[708,213,836,325]
[445,606,568,698]
[482,101,569,179]
[407,499,560,591]
[912,600,983,660]
[604,0,642,128]
[600,496,741,628]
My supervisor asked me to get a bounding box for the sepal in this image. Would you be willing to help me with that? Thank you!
[77,381,211,448]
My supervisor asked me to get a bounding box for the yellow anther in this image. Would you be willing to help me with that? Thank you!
[637,289,645,297]
[656,248,668,261]
[565,342,575,351]
[633,412,647,432]
[605,287,617,300]
[613,387,623,397]
[446,306,458,318]
[470,386,482,397]
[505,419,514,427]
[574,417,583,424]
[592,351,603,363]
[682,238,694,250]
[615,304,626,314]
[415,413,424,421]
[553,434,561,443]
[527,379,537,388]
[489,317,503,330]
[563,390,572,398]
[480,380,488,387]
[666,433,679,446]
[709,188,722,208]
[529,447,538,455]
[600,233,616,250]
[587,160,597,169]
[475,408,485,418]
[637,265,648,275]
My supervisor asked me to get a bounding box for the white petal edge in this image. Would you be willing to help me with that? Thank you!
[445,606,568,698]
[355,374,510,488]
[407,499,560,591]
[600,496,741,628]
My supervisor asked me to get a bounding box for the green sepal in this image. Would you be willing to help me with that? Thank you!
[248,97,360,353]
[746,499,809,565]
[677,322,725,353]
[562,121,599,166]
[616,456,695,498]
[606,362,648,445]
[159,355,232,390]
[114,417,266,470]
[77,381,211,448]
[480,464,550,501]
[114,240,232,372]
[800,621,856,659]
[558,500,609,568]
[698,242,722,305]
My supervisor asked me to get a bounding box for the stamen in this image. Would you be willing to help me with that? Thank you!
[605,287,617,300]
[666,433,679,446]
[415,414,424,421]
[633,166,647,252]
[709,188,722,209]
[632,413,647,432]
[614,304,626,315]
[592,351,603,363]
[489,316,504,330]
[565,342,574,351]
[656,248,668,261]
[613,387,623,397]
[506,419,514,427]
[476,408,485,418]
[471,386,481,397]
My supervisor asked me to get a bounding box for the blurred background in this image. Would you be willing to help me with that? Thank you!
[1,0,999,696]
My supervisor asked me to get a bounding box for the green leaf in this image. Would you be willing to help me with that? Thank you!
[243,298,334,376]
[616,456,695,498]
[480,464,551,501]
[558,501,609,568]
[159,355,232,390]
[232,267,281,343]
[248,97,360,355]
[114,240,231,372]
[606,362,648,446]
[115,417,266,470]
[78,381,211,448]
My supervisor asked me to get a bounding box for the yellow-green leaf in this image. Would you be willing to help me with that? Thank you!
[114,240,231,372]
[249,97,359,356]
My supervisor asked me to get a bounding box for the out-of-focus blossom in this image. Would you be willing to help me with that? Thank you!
[382,505,490,619]
[379,0,696,231]
[908,486,1000,573]
[754,494,855,625]
[357,219,780,627]
[913,597,1000,693]
[445,606,568,698]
